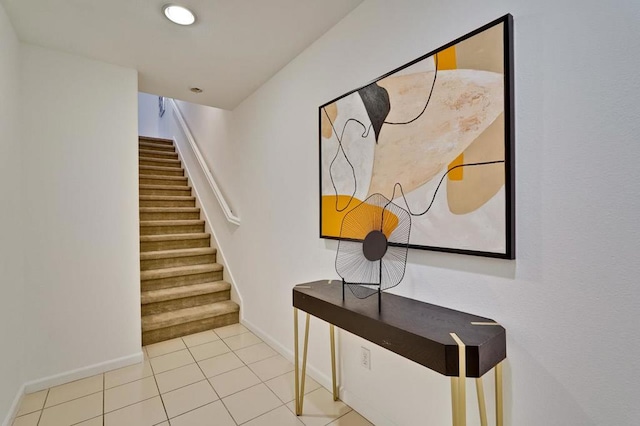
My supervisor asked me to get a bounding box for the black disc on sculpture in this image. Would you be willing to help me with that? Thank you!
[335,193,411,302]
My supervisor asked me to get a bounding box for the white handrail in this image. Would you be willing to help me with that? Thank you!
[169,99,241,226]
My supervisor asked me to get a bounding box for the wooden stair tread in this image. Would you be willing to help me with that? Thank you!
[139,148,178,157]
[140,247,216,260]
[139,141,175,151]
[139,136,173,144]
[139,175,187,182]
[141,263,223,280]
[140,165,184,173]
[139,156,181,164]
[142,300,239,331]
[140,233,210,242]
[140,219,204,227]
[139,207,199,213]
[139,195,195,201]
[141,281,230,305]
[139,184,192,191]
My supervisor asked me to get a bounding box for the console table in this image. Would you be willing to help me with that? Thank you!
[292,280,506,426]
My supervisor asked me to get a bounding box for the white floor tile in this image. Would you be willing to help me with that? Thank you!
[222,383,282,424]
[104,396,167,426]
[155,363,204,394]
[181,330,219,347]
[161,380,218,419]
[146,338,187,358]
[105,360,153,389]
[150,349,195,374]
[214,323,249,339]
[223,331,262,350]
[39,392,103,426]
[75,416,103,425]
[169,401,235,426]
[328,410,373,425]
[285,388,351,426]
[243,405,305,426]
[45,374,103,408]
[188,339,230,362]
[235,342,277,364]
[208,366,261,398]
[198,352,244,378]
[249,355,294,381]
[264,371,321,403]
[104,376,159,413]
[11,411,40,426]
[16,390,47,416]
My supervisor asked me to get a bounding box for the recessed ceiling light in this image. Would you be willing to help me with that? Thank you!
[163,5,196,26]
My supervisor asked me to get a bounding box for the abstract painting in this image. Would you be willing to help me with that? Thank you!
[319,15,514,259]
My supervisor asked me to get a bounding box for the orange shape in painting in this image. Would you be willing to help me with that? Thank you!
[436,47,457,70]
[320,103,338,139]
[322,195,399,240]
[448,153,465,181]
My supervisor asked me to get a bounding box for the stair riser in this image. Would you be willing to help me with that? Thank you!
[139,188,192,197]
[139,178,188,187]
[140,224,204,236]
[141,254,216,271]
[139,168,184,177]
[139,142,175,152]
[140,138,174,146]
[139,199,196,208]
[140,237,209,252]
[142,290,231,316]
[139,150,179,160]
[140,211,200,221]
[142,311,239,346]
[139,159,182,168]
[142,270,223,291]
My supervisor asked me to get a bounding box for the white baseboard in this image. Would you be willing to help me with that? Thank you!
[240,318,334,398]
[23,351,144,394]
[2,383,26,426]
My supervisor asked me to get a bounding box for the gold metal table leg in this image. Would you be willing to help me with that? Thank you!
[495,362,504,426]
[299,313,311,414]
[451,377,459,426]
[330,324,338,401]
[476,377,488,426]
[293,308,300,415]
[450,333,466,426]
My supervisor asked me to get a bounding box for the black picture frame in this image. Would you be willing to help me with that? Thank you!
[318,14,515,259]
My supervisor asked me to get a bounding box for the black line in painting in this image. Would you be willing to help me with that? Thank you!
[383,54,439,126]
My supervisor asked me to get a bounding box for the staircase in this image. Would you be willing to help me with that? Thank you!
[138,136,239,346]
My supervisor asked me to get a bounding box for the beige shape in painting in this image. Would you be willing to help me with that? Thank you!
[447,113,506,214]
[321,103,338,139]
[369,69,504,199]
[455,23,504,73]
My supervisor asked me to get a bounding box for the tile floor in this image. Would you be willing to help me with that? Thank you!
[12,323,373,426]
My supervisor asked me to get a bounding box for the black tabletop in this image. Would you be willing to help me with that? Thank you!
[293,280,506,377]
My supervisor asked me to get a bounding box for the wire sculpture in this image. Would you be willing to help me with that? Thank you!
[335,193,411,311]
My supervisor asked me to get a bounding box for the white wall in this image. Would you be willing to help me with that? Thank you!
[138,92,171,139]
[0,2,25,422]
[170,1,640,425]
[20,45,142,385]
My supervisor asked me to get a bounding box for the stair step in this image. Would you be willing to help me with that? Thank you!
[139,175,188,187]
[139,219,205,236]
[139,157,182,168]
[142,301,240,345]
[141,263,224,291]
[140,233,210,252]
[140,207,200,221]
[141,281,231,315]
[139,136,174,146]
[139,149,178,159]
[139,141,176,152]
[139,184,192,197]
[141,247,216,270]
[139,195,195,208]
[139,165,184,177]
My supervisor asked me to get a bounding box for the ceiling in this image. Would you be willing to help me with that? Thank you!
[2,0,363,109]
